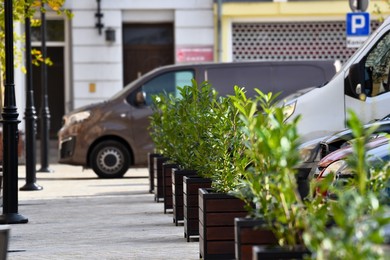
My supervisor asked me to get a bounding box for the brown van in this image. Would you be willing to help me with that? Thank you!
[58,60,337,178]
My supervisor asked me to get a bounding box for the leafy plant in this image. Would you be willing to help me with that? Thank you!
[149,90,176,156]
[232,89,305,248]
[173,80,219,172]
[206,86,252,193]
[303,111,390,259]
[149,81,251,193]
[149,80,220,172]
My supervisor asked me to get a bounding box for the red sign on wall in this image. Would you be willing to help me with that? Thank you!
[176,46,214,63]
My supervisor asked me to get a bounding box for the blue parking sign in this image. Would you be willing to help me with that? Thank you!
[346,12,370,36]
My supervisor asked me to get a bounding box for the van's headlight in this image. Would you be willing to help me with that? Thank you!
[283,101,296,121]
[66,111,91,126]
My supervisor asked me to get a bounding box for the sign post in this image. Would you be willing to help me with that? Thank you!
[349,0,369,12]
[346,12,370,48]
[346,0,370,48]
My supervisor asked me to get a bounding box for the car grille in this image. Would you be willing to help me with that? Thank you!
[60,137,75,159]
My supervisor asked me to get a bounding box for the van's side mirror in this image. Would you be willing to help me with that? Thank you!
[348,62,366,98]
[135,91,146,106]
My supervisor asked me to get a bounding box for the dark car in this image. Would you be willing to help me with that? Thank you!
[312,136,390,198]
[296,115,390,198]
[310,136,390,249]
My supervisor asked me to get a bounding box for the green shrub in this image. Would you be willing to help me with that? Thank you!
[149,91,177,156]
[232,89,305,248]
[149,80,249,192]
[303,111,390,259]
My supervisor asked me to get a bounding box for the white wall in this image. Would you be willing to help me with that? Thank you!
[175,9,214,46]
[64,0,213,10]
[64,0,214,109]
[15,22,26,131]
[71,7,123,109]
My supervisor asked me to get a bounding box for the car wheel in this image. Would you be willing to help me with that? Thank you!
[90,140,131,178]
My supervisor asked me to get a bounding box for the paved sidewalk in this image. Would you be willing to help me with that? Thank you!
[3,164,199,260]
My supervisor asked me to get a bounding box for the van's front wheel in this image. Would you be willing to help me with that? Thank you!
[90,140,131,178]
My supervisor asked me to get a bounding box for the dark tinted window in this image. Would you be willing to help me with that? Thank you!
[206,64,330,99]
[206,66,271,97]
[271,65,329,95]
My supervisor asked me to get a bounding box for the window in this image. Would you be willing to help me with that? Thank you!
[31,20,65,42]
[364,33,390,97]
[141,70,194,105]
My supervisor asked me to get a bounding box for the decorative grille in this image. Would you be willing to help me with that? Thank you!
[232,21,379,63]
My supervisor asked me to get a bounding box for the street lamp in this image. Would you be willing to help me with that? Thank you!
[20,3,43,191]
[0,0,28,224]
[37,3,53,173]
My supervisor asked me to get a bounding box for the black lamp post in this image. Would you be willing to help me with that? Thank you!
[0,0,28,224]
[20,4,42,191]
[95,0,104,35]
[37,3,53,173]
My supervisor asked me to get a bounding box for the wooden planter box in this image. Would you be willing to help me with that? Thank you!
[252,245,311,260]
[162,163,179,214]
[199,188,248,259]
[147,153,162,194]
[172,169,198,225]
[153,156,169,202]
[183,176,212,242]
[234,218,278,260]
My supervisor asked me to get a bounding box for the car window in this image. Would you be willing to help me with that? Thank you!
[364,32,390,97]
[141,70,194,105]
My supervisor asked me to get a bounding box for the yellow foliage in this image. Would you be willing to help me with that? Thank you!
[32,0,65,11]
[47,0,65,11]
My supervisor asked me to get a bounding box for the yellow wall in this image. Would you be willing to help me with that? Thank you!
[215,1,390,61]
[222,1,389,18]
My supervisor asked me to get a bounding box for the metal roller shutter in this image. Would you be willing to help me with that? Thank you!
[232,21,380,63]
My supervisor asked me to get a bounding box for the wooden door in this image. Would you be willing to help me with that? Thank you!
[123,23,174,85]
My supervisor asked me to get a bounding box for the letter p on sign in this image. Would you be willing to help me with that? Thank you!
[352,15,365,33]
[346,12,370,36]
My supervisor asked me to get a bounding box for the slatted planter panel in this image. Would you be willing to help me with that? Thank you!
[183,176,212,242]
[153,156,168,202]
[162,163,179,213]
[172,169,198,225]
[147,153,162,194]
[199,188,247,259]
[234,218,278,260]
